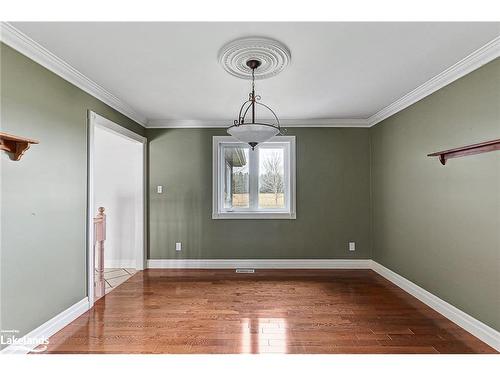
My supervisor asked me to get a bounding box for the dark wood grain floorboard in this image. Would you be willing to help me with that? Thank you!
[36,269,497,354]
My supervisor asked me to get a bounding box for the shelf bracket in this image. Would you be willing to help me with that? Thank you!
[428,138,500,165]
[0,132,39,161]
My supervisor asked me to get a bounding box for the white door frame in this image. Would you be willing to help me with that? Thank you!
[87,110,147,307]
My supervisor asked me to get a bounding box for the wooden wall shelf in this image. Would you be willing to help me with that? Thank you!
[428,138,500,165]
[0,131,39,161]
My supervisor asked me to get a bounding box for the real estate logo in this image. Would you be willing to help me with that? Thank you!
[1,329,49,353]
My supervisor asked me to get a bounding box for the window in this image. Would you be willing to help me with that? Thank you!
[213,136,296,219]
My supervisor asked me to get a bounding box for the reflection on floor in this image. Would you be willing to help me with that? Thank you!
[100,268,136,295]
[40,270,497,354]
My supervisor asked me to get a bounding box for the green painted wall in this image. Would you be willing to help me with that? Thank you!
[370,58,500,330]
[2,37,498,346]
[148,128,371,259]
[0,43,144,341]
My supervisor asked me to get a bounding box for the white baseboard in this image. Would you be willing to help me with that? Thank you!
[104,259,138,269]
[1,297,90,354]
[3,261,497,353]
[147,258,372,269]
[147,258,499,351]
[371,260,500,352]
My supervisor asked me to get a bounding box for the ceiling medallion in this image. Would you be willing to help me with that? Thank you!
[219,37,291,149]
[218,37,291,80]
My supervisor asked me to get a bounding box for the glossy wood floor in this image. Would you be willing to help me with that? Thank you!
[38,269,497,354]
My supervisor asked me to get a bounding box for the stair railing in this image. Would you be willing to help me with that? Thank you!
[94,207,106,299]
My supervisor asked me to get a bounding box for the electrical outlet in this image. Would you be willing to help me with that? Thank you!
[349,242,356,251]
[157,185,163,194]
[175,242,182,251]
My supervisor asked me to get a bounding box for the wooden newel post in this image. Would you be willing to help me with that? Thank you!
[94,207,106,299]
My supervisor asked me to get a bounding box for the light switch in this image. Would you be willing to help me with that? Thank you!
[157,185,163,194]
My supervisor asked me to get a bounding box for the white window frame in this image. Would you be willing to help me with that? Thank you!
[212,136,296,219]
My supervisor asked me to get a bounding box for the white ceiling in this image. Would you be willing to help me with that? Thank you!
[9,22,500,126]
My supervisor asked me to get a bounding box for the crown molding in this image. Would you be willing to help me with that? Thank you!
[149,35,499,130]
[368,35,500,127]
[0,22,147,127]
[2,23,498,130]
[146,118,370,128]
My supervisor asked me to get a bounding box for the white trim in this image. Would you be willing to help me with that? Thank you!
[371,260,500,352]
[87,111,146,307]
[145,258,499,350]
[368,36,500,126]
[86,111,95,307]
[212,136,296,220]
[103,260,139,269]
[2,261,497,353]
[92,112,147,144]
[2,22,497,129]
[140,132,148,271]
[212,212,297,220]
[146,118,370,128]
[148,37,500,129]
[0,22,147,127]
[0,298,90,354]
[147,259,372,269]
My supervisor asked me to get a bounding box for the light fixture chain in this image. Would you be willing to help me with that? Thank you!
[251,67,255,124]
[252,67,255,95]
[227,58,285,150]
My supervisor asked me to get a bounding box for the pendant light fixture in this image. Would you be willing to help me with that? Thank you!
[219,37,291,150]
[227,59,284,150]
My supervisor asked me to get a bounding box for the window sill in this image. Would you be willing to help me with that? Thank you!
[212,212,296,220]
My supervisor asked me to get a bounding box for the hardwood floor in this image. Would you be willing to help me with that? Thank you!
[38,269,497,354]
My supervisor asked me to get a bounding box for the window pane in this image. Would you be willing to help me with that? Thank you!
[223,146,249,209]
[259,148,285,209]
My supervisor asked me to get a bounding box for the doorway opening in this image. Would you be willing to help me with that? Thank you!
[87,111,146,305]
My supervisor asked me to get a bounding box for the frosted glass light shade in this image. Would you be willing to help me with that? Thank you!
[227,124,280,147]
